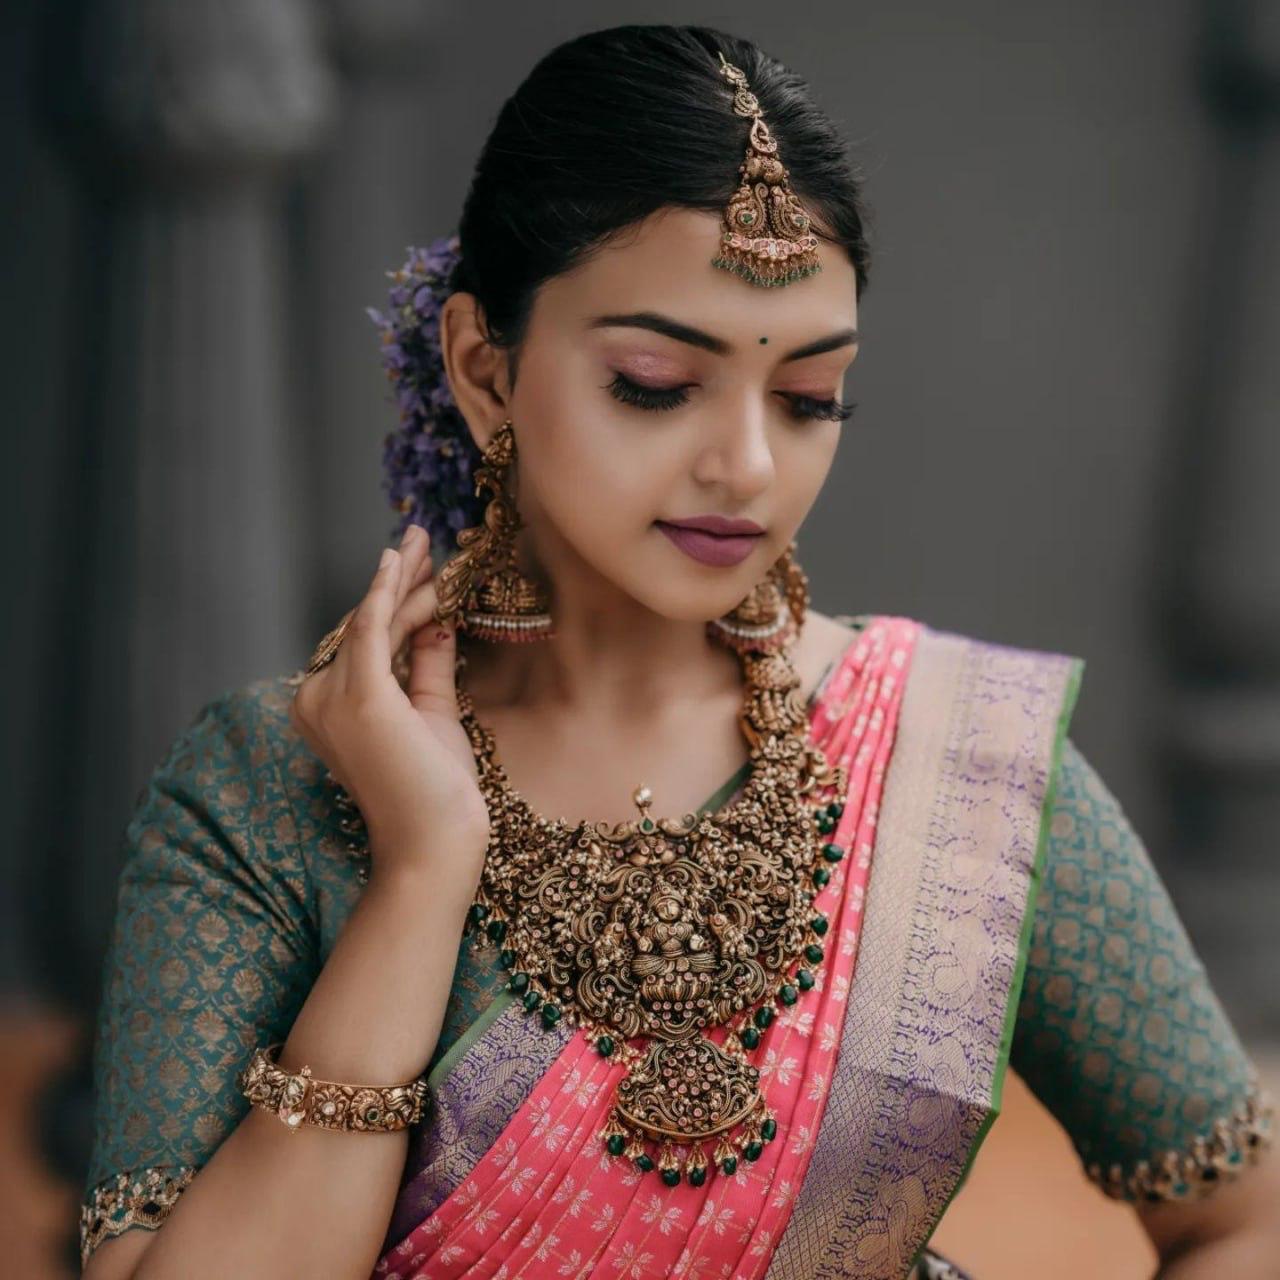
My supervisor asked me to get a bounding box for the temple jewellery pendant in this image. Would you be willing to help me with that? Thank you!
[463,735,849,1187]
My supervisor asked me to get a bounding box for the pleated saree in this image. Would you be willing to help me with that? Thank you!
[369,615,1082,1279]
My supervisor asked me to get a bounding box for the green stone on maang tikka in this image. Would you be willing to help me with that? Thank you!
[810,914,829,936]
[804,943,824,965]
[827,801,844,818]
[508,971,529,994]
[688,1165,707,1187]
[744,1140,764,1162]
[606,1134,626,1156]
[812,867,831,888]
[753,1005,775,1030]
[486,918,507,944]
[540,1002,561,1029]
[499,948,517,969]
[761,1117,777,1142]
[739,1026,760,1050]
[796,968,815,991]
[821,842,845,863]
[596,1035,615,1057]
[467,903,489,927]
[661,1168,681,1187]
[778,983,798,1006]
[635,1153,655,1172]
[522,990,541,1013]
[720,1155,738,1175]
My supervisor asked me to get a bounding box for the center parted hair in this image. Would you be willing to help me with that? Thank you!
[374,24,871,548]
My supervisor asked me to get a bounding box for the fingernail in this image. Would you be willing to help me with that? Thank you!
[401,524,418,546]
[379,547,394,568]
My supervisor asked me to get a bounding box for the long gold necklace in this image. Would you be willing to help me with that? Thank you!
[455,636,848,1187]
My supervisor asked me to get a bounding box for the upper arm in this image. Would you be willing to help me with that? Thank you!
[1010,739,1274,1229]
[79,683,321,1272]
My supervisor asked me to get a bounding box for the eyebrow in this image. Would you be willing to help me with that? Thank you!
[585,311,859,362]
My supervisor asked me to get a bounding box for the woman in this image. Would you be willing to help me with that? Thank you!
[78,24,1274,1280]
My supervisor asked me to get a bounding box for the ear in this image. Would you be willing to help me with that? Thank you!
[440,291,512,452]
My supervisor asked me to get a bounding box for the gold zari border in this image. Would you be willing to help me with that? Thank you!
[79,1165,195,1267]
[1087,1080,1275,1202]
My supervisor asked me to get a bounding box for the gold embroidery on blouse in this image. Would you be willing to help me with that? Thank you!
[79,1166,196,1267]
[1087,1081,1274,1202]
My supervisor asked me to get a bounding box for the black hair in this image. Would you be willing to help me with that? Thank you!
[451,24,870,371]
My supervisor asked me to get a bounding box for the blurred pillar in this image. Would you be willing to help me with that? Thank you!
[45,0,337,1006]
[1152,2,1280,1044]
[300,0,447,628]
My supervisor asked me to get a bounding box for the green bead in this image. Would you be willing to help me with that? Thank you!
[635,1153,655,1172]
[804,943,824,965]
[688,1165,707,1187]
[797,968,815,991]
[508,972,529,994]
[499,948,517,969]
[739,1026,760,1050]
[744,1140,764,1162]
[761,1118,777,1142]
[779,983,798,1006]
[596,1035,615,1058]
[812,867,831,888]
[811,914,829,936]
[467,903,489,926]
[522,990,541,1012]
[754,1005,775,1030]
[540,1002,561,1028]
[661,1168,681,1187]
[827,801,844,818]
[720,1156,738,1175]
[606,1134,626,1156]
[816,814,834,834]
[821,842,845,863]
[486,918,507,944]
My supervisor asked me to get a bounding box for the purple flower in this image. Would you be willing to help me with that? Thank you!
[369,234,481,546]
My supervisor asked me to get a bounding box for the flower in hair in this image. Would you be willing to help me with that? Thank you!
[367,234,483,548]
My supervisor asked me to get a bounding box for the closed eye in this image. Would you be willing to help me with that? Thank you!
[777,392,857,423]
[604,372,856,423]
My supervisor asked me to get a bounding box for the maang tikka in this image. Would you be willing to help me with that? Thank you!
[711,51,823,288]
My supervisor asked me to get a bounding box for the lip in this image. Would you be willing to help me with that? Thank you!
[661,514,766,536]
[655,519,765,568]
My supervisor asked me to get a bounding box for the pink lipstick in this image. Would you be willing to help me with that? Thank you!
[655,514,766,568]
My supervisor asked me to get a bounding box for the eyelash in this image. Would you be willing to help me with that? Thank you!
[605,372,856,423]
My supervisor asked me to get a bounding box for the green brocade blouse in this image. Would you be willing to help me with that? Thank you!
[79,631,1265,1263]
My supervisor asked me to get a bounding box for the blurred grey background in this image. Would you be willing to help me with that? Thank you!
[2,0,1277,1271]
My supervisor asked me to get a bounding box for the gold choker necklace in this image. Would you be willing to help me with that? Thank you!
[455,638,848,1186]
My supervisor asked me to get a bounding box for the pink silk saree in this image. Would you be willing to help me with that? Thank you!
[373,616,1083,1280]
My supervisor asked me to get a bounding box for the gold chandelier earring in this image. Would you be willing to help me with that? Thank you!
[432,419,555,643]
[707,540,809,655]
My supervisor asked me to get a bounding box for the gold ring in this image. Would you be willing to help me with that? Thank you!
[305,609,356,676]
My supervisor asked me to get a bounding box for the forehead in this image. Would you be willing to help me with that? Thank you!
[533,207,858,343]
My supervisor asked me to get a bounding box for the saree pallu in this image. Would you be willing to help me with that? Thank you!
[373,616,1083,1280]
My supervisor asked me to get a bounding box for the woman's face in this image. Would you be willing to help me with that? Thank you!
[458,206,859,623]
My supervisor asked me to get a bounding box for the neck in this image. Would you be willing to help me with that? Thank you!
[459,603,743,722]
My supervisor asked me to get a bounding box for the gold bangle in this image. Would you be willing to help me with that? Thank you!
[236,1042,430,1134]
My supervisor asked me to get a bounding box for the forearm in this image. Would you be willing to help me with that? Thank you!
[128,859,475,1280]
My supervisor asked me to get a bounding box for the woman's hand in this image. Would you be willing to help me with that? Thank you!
[289,524,490,889]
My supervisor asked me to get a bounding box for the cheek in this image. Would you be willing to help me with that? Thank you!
[511,350,662,532]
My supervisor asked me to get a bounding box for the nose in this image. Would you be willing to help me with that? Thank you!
[690,395,775,502]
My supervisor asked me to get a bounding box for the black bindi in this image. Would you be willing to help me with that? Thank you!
[759,336,769,344]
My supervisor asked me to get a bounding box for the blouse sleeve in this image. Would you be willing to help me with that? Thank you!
[79,681,321,1269]
[1010,737,1274,1203]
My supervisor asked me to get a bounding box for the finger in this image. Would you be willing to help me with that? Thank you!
[388,571,442,658]
[344,546,402,693]
[393,523,432,612]
[406,612,460,719]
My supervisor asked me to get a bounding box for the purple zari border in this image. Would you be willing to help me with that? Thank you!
[765,627,1082,1280]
